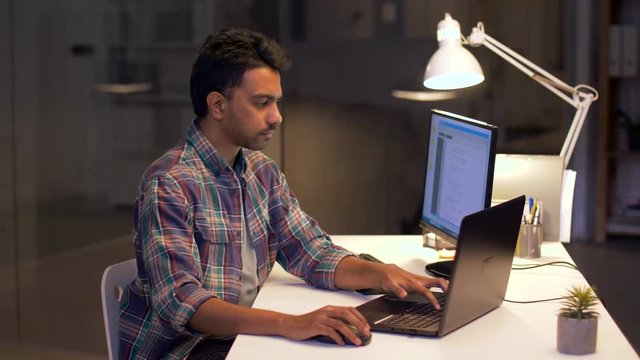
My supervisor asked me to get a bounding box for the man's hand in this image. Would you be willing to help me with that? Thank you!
[188,298,370,345]
[280,305,370,346]
[335,256,449,310]
[378,263,449,309]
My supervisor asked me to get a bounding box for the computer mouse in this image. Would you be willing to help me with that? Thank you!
[312,323,372,346]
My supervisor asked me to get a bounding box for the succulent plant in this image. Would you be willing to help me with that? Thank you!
[559,285,600,319]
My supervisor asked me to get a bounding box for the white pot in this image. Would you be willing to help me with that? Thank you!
[557,316,598,355]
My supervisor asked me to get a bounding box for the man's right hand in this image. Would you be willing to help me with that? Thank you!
[279,305,370,346]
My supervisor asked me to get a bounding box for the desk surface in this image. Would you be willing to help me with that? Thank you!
[228,236,638,359]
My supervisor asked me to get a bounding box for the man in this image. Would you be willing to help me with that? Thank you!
[119,28,447,360]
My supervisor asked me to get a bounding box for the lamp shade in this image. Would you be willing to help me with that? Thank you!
[423,13,484,90]
[424,46,484,89]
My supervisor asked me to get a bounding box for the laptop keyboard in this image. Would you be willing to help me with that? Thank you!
[380,292,447,328]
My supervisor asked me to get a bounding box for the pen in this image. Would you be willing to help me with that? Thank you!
[529,198,537,223]
[528,197,534,214]
[533,206,540,225]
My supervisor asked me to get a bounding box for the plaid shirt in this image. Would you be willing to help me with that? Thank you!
[119,120,353,360]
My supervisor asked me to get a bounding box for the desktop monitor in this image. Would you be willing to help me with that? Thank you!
[420,109,498,249]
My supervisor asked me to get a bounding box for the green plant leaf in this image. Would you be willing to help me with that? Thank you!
[558,285,600,319]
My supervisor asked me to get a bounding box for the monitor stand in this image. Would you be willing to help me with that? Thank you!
[425,260,453,280]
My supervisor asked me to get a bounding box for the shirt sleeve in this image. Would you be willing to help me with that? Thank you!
[270,169,355,290]
[139,174,215,335]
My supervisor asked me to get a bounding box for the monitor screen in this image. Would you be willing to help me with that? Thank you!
[420,109,497,245]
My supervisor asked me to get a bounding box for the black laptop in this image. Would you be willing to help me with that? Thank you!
[356,195,525,337]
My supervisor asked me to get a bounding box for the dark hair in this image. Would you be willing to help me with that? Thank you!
[190,28,291,117]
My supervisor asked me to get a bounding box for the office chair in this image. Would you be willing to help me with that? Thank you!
[101,259,136,360]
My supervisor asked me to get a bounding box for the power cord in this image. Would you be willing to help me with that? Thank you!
[505,295,605,306]
[505,261,604,306]
[511,261,579,271]
[504,297,567,304]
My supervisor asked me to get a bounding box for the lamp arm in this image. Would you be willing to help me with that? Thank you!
[472,30,578,107]
[561,96,593,169]
[468,23,599,169]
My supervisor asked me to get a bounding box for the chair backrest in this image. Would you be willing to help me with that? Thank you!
[101,259,137,360]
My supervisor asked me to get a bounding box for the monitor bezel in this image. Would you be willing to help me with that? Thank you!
[419,109,498,245]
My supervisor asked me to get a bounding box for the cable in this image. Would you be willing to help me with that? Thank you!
[504,297,566,304]
[505,261,601,304]
[505,294,605,307]
[511,261,579,271]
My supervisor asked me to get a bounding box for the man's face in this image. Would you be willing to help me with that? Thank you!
[220,67,283,151]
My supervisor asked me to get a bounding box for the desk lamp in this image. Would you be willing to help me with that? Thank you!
[424,13,598,170]
[420,13,599,263]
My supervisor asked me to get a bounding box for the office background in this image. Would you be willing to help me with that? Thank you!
[1,0,638,358]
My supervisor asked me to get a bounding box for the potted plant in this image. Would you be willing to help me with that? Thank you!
[557,285,599,355]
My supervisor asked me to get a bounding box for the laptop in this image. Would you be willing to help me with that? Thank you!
[356,195,525,337]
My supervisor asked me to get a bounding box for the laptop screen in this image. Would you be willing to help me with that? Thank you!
[420,109,497,243]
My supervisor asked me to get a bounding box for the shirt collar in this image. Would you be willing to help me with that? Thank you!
[186,119,247,177]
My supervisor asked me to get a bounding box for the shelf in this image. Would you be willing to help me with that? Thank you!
[607,216,640,236]
[608,152,640,161]
[96,82,154,94]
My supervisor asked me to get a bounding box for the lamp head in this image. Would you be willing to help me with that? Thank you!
[424,13,484,90]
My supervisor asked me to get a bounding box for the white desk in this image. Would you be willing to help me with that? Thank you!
[228,236,638,359]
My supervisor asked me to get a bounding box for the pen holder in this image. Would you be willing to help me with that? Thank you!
[516,224,543,258]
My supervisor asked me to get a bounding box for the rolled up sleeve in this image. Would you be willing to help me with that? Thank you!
[307,243,355,290]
